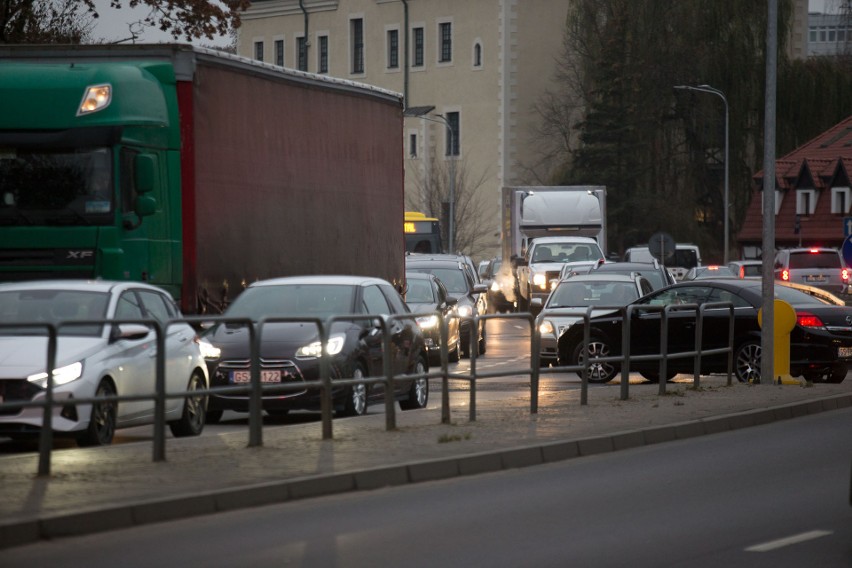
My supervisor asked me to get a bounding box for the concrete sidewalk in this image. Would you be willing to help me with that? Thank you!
[1,375,851,550]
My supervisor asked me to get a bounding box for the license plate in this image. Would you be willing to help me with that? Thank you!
[805,275,826,283]
[838,347,852,358]
[231,370,281,383]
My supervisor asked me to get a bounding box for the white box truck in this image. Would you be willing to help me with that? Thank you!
[500,186,607,312]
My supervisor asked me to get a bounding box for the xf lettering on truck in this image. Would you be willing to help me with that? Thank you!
[66,250,94,260]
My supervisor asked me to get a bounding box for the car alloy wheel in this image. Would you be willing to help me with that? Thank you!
[77,380,117,447]
[400,357,429,410]
[169,371,207,437]
[342,364,368,417]
[734,340,761,383]
[573,337,619,383]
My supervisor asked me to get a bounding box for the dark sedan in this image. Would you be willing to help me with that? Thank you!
[202,276,429,422]
[404,271,461,364]
[557,279,852,384]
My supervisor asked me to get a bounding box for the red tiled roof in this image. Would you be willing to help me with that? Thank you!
[739,115,852,250]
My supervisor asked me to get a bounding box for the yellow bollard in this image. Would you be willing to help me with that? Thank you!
[757,299,800,385]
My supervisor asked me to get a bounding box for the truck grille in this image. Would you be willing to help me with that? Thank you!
[0,249,95,280]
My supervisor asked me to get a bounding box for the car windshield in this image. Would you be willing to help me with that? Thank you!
[787,251,841,269]
[0,148,114,227]
[226,284,356,320]
[0,289,109,336]
[533,243,602,263]
[548,281,638,308]
[597,266,666,289]
[405,279,436,303]
[408,267,468,294]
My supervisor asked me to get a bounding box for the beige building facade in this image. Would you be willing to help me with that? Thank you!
[237,0,571,261]
[237,0,810,262]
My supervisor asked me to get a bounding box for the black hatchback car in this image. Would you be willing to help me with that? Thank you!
[404,271,461,364]
[405,254,488,357]
[557,279,852,384]
[202,276,429,421]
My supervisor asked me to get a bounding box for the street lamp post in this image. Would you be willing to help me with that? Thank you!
[429,114,455,253]
[402,106,457,253]
[674,84,730,265]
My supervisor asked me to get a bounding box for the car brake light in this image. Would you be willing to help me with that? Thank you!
[843,268,850,282]
[781,269,790,281]
[809,248,819,253]
[796,312,824,328]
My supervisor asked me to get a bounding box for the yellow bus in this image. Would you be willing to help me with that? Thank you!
[404,211,442,253]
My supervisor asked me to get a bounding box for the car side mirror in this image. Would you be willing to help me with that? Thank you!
[473,283,488,294]
[531,298,543,308]
[445,296,459,307]
[111,323,151,342]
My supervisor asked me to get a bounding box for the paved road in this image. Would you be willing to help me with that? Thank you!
[4,409,850,567]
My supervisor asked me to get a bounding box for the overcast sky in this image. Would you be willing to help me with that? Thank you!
[88,0,841,46]
[89,0,230,46]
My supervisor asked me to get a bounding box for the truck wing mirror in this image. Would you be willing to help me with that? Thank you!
[135,195,157,217]
[134,153,158,194]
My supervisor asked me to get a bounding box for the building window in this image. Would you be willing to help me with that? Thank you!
[351,18,364,74]
[832,187,851,214]
[473,42,482,67]
[809,28,817,42]
[254,41,264,62]
[439,22,452,63]
[318,35,329,74]
[387,29,399,69]
[275,39,284,67]
[296,37,308,71]
[413,26,424,67]
[409,133,418,158]
[445,112,460,156]
[796,189,816,215]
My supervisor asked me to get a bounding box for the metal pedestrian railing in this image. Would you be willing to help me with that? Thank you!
[0,303,734,475]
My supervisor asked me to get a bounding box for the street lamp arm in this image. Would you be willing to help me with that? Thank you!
[674,83,730,265]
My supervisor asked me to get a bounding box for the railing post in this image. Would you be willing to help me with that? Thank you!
[694,305,705,388]
[317,318,333,440]
[530,312,540,414]
[581,308,591,405]
[726,304,735,385]
[248,319,263,447]
[468,315,477,422]
[441,314,451,424]
[152,320,167,461]
[620,305,631,401]
[382,315,396,431]
[659,307,669,395]
[37,324,57,477]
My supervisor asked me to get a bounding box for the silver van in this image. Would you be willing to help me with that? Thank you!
[774,247,849,294]
[623,244,701,281]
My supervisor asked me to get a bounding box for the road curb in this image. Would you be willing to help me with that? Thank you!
[1,392,850,550]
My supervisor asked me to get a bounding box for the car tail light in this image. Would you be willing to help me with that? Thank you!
[842,268,850,282]
[780,268,790,281]
[796,312,824,328]
[739,266,745,279]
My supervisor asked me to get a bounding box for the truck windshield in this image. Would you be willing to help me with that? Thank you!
[0,147,113,226]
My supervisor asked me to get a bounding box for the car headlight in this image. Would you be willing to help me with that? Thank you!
[296,334,345,358]
[196,338,221,360]
[539,320,555,335]
[457,304,473,318]
[416,314,439,329]
[533,273,547,289]
[27,361,83,388]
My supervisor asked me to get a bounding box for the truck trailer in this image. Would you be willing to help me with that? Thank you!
[0,44,404,313]
[501,186,607,311]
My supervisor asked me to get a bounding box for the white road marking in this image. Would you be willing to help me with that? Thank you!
[745,530,833,552]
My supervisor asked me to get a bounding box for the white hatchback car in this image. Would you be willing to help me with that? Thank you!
[0,280,209,446]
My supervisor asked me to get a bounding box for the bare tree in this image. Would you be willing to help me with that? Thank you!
[408,156,494,260]
[0,0,250,44]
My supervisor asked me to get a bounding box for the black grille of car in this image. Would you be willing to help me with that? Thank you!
[0,379,42,415]
[214,358,306,398]
[546,270,561,282]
